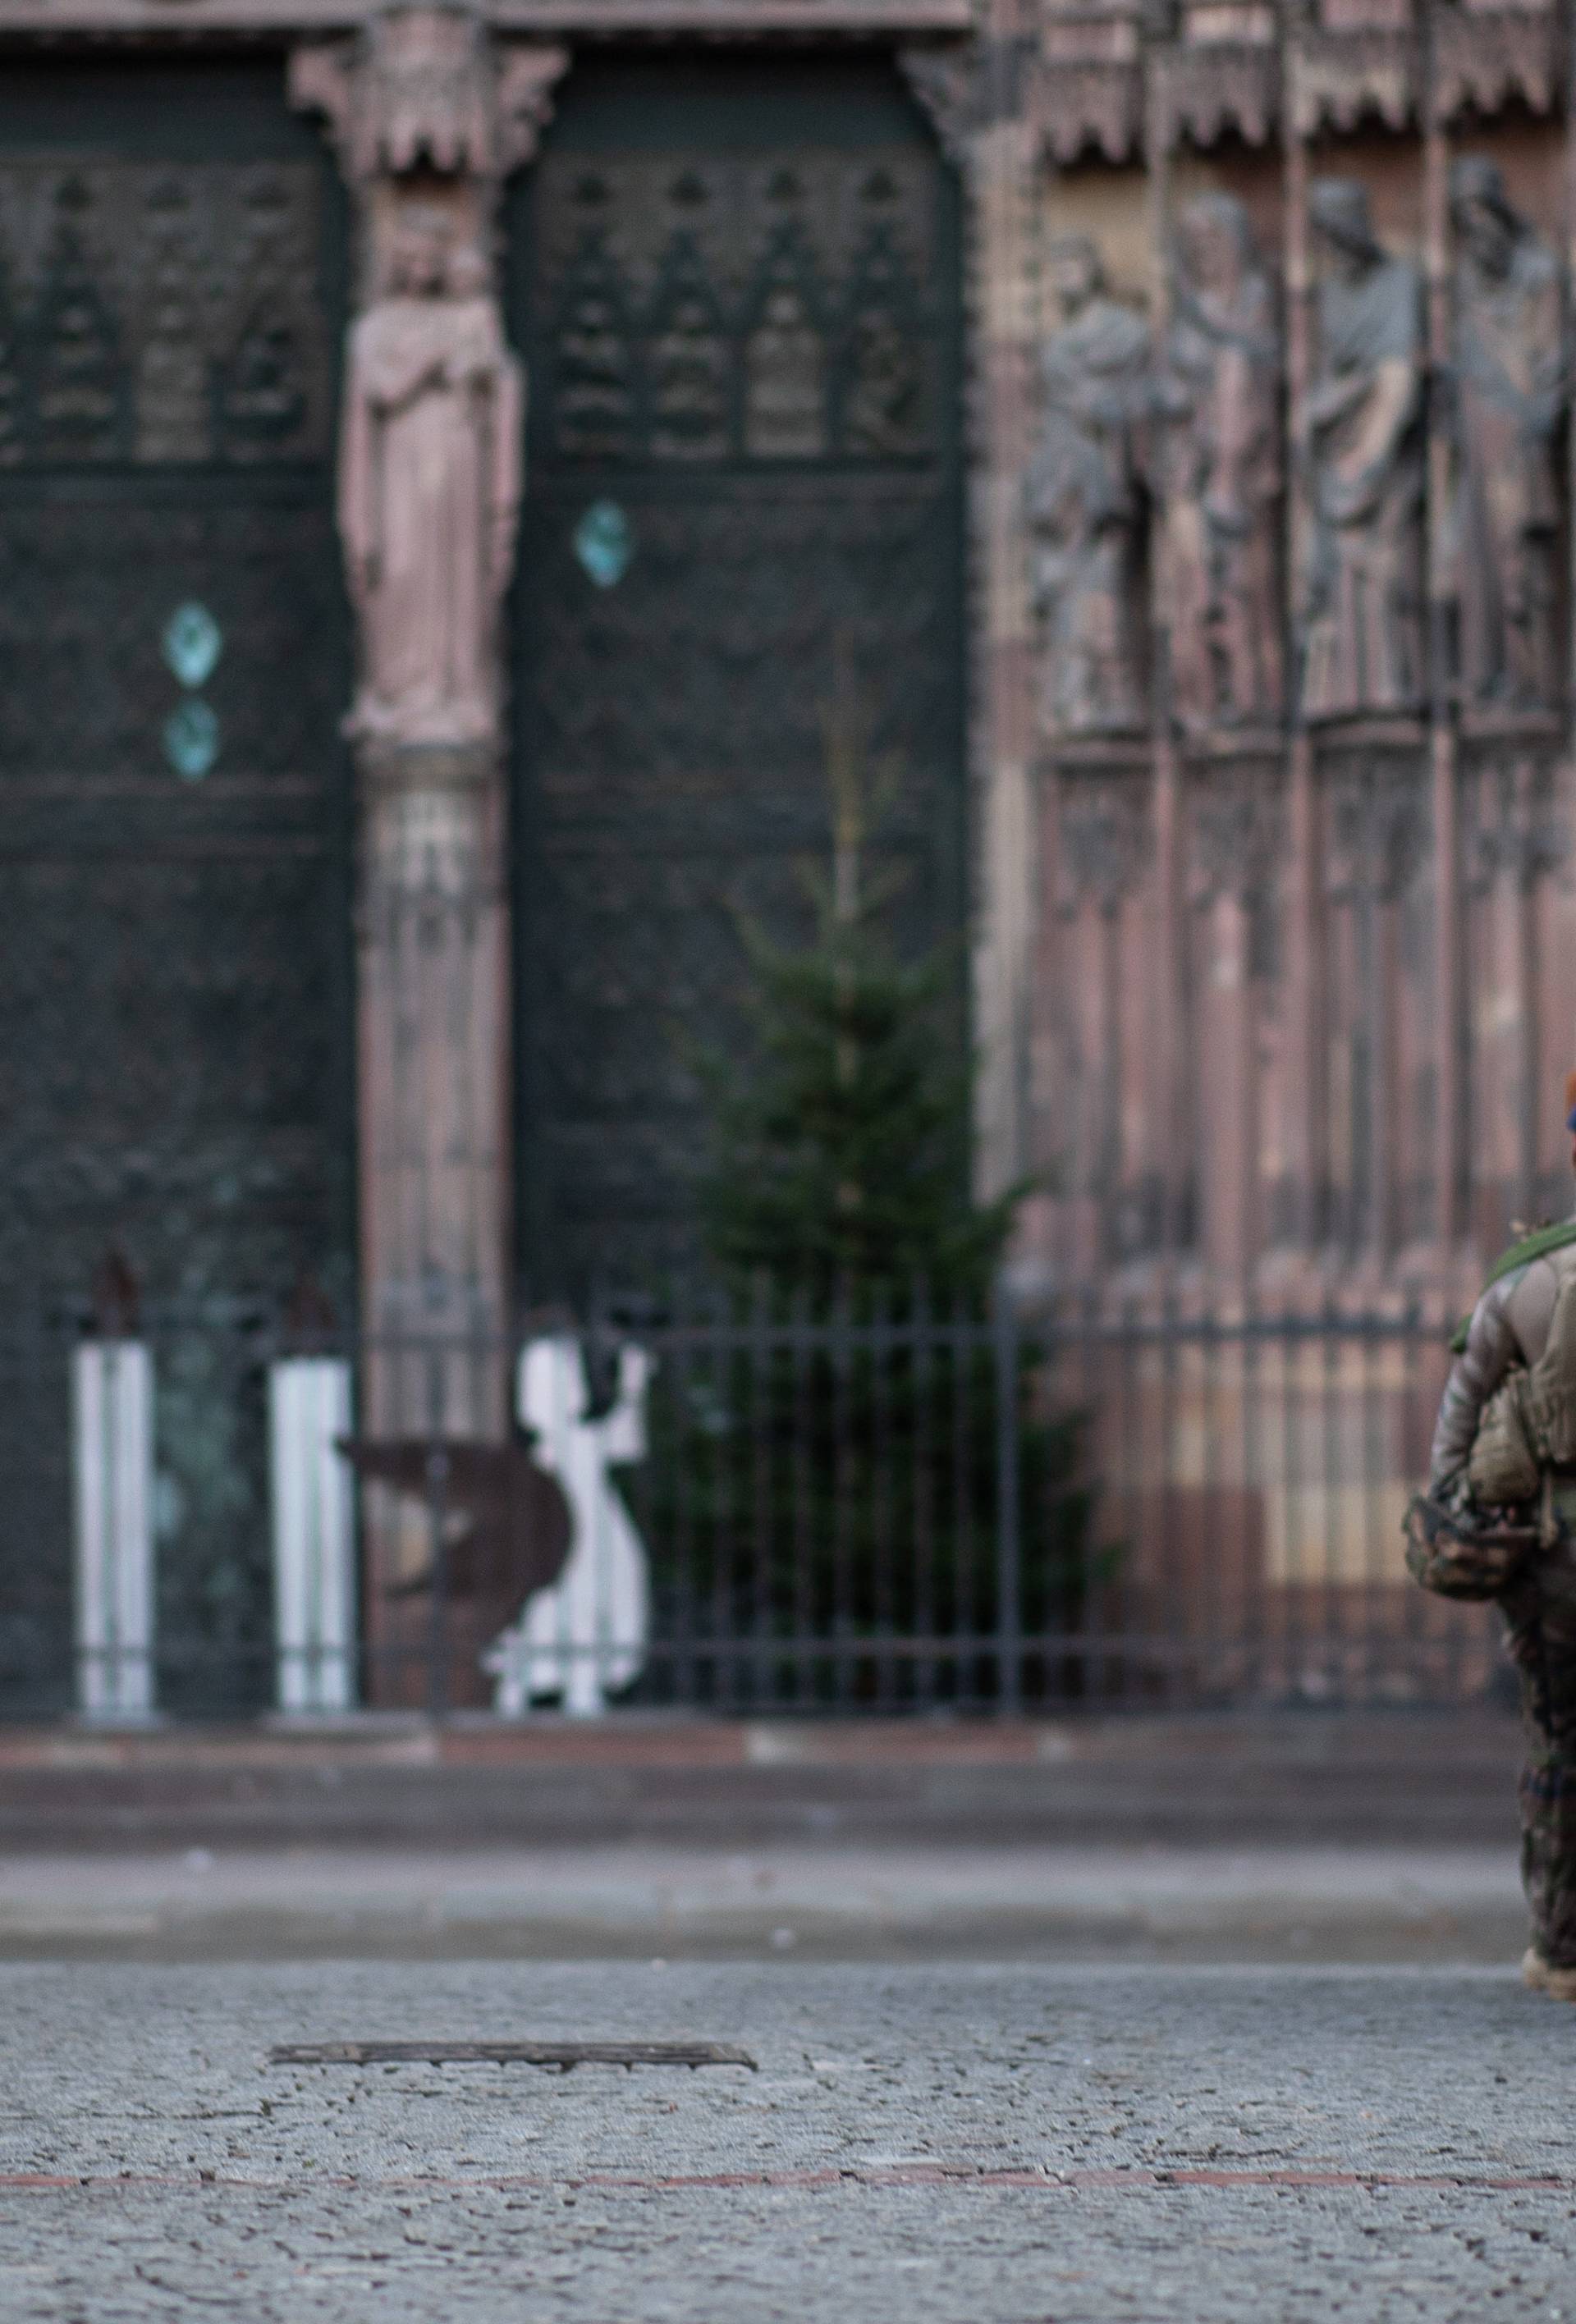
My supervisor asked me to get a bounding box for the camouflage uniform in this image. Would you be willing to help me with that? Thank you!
[1429,1227,1576,1972]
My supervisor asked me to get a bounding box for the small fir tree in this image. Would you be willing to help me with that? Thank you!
[700,642,1015,1299]
[627,647,1111,1706]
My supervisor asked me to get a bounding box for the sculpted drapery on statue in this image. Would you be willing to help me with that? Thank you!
[1449,157,1566,713]
[1154,194,1282,733]
[1300,178,1425,722]
[1027,173,1571,742]
[339,206,524,750]
[1027,234,1149,735]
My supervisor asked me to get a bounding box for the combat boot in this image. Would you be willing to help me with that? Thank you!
[1521,1946,1576,2001]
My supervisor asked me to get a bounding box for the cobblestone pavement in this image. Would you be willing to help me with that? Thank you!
[4,1960,1576,2322]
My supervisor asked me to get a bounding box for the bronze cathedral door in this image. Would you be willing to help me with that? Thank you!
[510,53,965,1289]
[0,63,353,1709]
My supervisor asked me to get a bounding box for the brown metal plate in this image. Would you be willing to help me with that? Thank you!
[268,2039,758,2070]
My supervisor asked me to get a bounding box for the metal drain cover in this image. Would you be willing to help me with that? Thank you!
[269,2039,757,2071]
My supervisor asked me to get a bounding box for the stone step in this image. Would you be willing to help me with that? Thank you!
[0,1713,1524,1851]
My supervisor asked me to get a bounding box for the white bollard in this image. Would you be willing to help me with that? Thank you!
[268,1357,357,1713]
[71,1339,155,1721]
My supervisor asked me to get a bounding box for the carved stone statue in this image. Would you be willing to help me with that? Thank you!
[1027,234,1149,734]
[1301,179,1424,721]
[1450,156,1566,711]
[339,204,523,750]
[1154,193,1282,733]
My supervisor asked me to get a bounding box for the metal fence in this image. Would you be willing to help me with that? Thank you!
[0,1283,1504,1721]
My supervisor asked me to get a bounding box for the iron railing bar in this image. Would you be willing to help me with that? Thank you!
[749,1272,772,1712]
[831,1280,854,1712]
[791,1281,813,1709]
[911,1273,936,1712]
[993,1280,1022,1717]
[870,1283,896,1710]
[950,1283,975,1709]
[709,1278,735,1713]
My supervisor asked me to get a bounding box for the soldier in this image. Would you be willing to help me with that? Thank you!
[1418,1074,1576,2000]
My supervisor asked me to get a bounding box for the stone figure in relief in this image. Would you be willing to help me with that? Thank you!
[483,1332,652,1718]
[339,206,524,750]
[1301,179,1425,721]
[1450,157,1566,712]
[1153,194,1282,733]
[1027,235,1150,734]
[744,281,827,459]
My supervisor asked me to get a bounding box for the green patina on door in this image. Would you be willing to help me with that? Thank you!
[511,54,965,1288]
[0,64,354,1709]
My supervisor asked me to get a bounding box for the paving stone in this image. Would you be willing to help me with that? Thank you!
[2,1961,1574,2321]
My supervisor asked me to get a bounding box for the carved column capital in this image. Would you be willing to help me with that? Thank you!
[289,11,570,190]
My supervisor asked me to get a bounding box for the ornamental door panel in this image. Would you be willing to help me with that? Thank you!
[511,55,965,1288]
[0,65,353,1710]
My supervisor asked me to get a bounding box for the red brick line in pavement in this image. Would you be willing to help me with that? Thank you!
[2,2168,1570,2196]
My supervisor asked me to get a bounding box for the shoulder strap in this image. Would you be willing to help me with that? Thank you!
[1449,1219,1576,1354]
[1482,1219,1576,1295]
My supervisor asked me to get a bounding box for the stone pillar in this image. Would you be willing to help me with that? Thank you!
[900,34,1042,1228]
[354,742,511,1423]
[291,10,568,1699]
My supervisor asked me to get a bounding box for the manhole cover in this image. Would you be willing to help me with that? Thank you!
[269,2039,757,2072]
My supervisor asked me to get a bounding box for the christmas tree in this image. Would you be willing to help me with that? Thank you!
[630,644,1109,1706]
[700,648,1014,1299]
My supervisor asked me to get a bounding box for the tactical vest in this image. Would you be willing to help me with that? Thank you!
[1469,1247,1576,1507]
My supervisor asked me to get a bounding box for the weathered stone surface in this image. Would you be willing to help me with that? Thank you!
[2,1960,1575,2320]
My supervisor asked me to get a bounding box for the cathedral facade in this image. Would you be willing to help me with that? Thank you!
[987,0,1576,1323]
[0,2,1570,1705]
[2,1,1569,1338]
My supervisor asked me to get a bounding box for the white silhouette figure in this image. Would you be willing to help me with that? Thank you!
[483,1333,652,1717]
